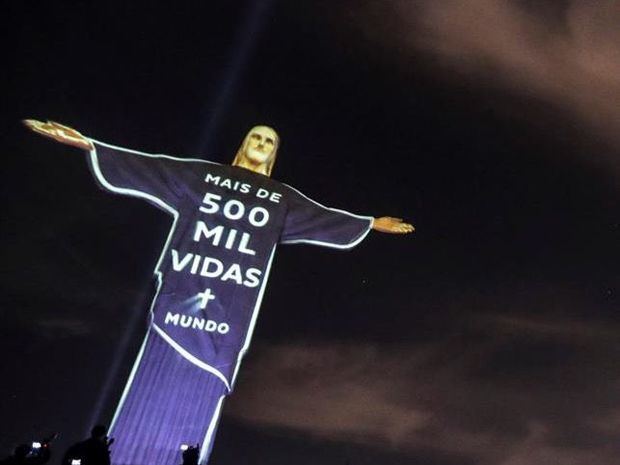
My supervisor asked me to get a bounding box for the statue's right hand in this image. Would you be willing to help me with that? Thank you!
[23,119,93,151]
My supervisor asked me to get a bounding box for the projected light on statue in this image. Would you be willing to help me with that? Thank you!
[24,119,414,465]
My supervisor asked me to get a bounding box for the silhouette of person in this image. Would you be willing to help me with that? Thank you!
[181,445,199,465]
[62,426,111,465]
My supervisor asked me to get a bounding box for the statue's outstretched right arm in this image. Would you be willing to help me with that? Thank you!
[23,119,94,151]
[23,118,190,210]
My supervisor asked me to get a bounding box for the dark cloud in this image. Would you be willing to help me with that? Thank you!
[228,311,620,464]
[480,312,620,342]
[414,0,620,146]
[335,0,620,170]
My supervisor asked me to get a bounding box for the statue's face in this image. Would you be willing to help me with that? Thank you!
[242,126,278,166]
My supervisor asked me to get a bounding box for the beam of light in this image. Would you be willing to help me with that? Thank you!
[196,0,276,155]
[84,286,152,436]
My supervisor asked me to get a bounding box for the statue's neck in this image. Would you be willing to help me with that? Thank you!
[232,158,270,177]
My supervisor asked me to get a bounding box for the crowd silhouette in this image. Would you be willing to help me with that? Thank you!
[0,434,57,465]
[1,427,200,465]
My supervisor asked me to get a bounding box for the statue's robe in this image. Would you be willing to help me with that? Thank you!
[85,140,372,465]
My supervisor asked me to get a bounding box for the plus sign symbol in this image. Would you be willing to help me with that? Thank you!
[197,288,216,310]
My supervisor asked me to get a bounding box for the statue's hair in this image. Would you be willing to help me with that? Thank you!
[232,125,279,177]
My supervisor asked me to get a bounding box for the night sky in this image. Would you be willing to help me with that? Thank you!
[2,1,619,464]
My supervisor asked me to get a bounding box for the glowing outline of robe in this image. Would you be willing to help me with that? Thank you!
[86,138,373,458]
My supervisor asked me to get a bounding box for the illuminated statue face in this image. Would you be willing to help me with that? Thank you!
[244,126,277,164]
[233,126,279,177]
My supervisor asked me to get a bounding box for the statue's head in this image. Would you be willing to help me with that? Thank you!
[232,125,279,177]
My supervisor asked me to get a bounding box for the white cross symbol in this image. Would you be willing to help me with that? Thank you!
[197,288,216,309]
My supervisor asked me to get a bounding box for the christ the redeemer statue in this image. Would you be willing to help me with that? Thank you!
[25,120,414,465]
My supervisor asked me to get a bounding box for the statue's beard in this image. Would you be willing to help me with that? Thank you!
[246,148,271,165]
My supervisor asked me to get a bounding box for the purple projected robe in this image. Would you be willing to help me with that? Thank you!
[85,140,373,465]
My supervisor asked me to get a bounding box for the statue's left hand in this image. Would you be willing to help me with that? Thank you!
[372,217,415,234]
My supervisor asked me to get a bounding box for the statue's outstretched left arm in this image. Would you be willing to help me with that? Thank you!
[372,217,415,234]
